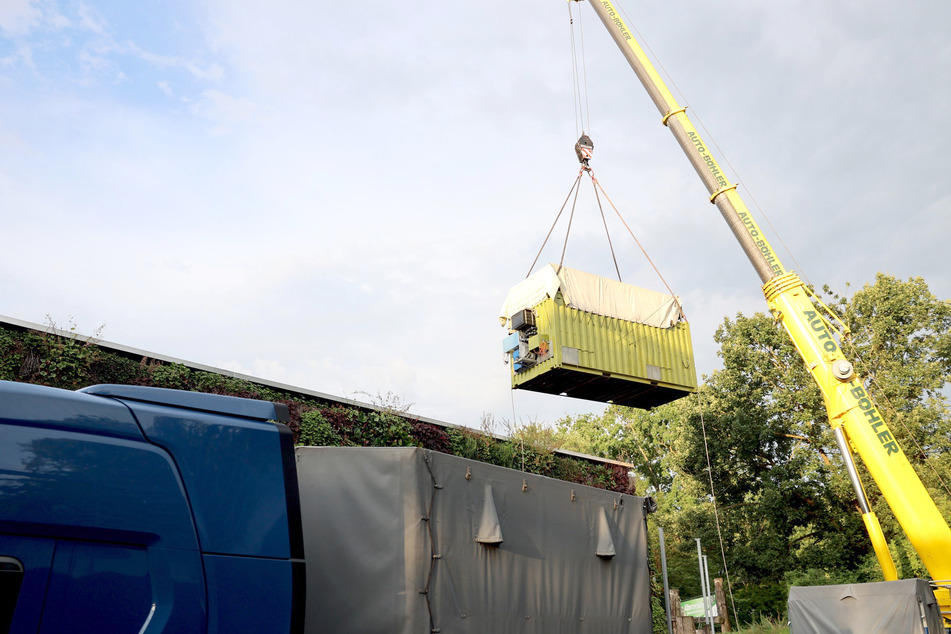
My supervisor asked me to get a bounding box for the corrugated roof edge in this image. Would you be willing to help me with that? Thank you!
[0,314,635,471]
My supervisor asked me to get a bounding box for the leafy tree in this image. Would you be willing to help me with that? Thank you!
[831,274,951,573]
[556,274,951,623]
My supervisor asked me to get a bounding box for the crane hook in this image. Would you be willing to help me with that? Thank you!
[575,133,594,167]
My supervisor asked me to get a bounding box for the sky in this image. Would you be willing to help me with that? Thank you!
[2,0,949,432]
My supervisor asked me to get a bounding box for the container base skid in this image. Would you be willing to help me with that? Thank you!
[514,365,690,409]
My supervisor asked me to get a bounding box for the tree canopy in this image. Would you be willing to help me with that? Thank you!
[556,274,951,624]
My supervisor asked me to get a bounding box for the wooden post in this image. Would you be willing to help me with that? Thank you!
[682,614,696,633]
[669,588,699,634]
[669,588,683,634]
[714,578,730,632]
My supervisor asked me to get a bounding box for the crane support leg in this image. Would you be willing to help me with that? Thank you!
[834,428,898,580]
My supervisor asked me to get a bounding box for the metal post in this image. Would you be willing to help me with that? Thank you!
[703,554,715,632]
[659,527,673,634]
[697,539,710,632]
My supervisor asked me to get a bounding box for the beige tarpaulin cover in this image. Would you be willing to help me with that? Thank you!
[787,579,943,634]
[499,264,683,329]
[297,446,653,633]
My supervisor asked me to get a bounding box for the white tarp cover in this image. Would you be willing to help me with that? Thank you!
[787,579,943,634]
[297,446,652,633]
[498,264,683,329]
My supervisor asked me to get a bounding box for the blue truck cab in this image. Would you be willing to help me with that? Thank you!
[0,380,304,633]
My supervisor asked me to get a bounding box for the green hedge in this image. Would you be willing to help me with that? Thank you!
[0,322,629,492]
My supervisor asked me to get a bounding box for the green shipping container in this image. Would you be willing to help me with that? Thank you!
[500,265,697,409]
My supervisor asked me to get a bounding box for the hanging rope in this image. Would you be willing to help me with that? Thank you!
[526,2,684,314]
[567,1,591,137]
[525,160,686,321]
[591,171,622,282]
[526,172,583,278]
[557,170,584,273]
[697,391,741,629]
[590,173,686,320]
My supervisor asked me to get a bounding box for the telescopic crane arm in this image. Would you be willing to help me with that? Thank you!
[583,0,951,617]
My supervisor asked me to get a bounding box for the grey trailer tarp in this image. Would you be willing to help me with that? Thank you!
[296,446,653,633]
[788,578,943,634]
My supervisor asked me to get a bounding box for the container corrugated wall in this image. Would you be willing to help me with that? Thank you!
[511,293,697,409]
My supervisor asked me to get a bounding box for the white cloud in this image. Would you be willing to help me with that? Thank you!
[190,89,256,134]
[125,39,224,81]
[76,2,105,34]
[2,0,950,429]
[77,47,113,73]
[0,0,41,36]
[0,0,68,36]
[0,41,34,68]
[212,358,293,384]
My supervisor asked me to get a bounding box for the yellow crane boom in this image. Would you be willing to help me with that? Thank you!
[583,0,951,617]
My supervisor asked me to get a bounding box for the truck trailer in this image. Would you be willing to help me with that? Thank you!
[0,380,655,633]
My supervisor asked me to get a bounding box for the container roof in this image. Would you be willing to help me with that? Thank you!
[499,264,684,329]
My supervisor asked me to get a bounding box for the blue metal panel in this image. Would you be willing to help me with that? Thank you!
[0,380,208,632]
[502,333,519,354]
[0,536,54,633]
[116,399,294,559]
[203,554,301,634]
[139,546,210,633]
[0,381,303,631]
[0,419,202,552]
[0,380,146,440]
[81,383,289,423]
[39,541,153,634]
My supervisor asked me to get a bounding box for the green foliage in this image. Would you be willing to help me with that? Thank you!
[148,362,195,390]
[730,580,789,625]
[783,567,858,588]
[558,410,633,463]
[445,424,630,492]
[507,422,559,473]
[450,426,514,466]
[0,318,107,390]
[0,329,27,380]
[648,559,667,634]
[733,615,789,634]
[294,405,414,448]
[355,409,414,447]
[37,322,104,389]
[297,410,342,446]
[556,274,951,623]
[0,320,627,492]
